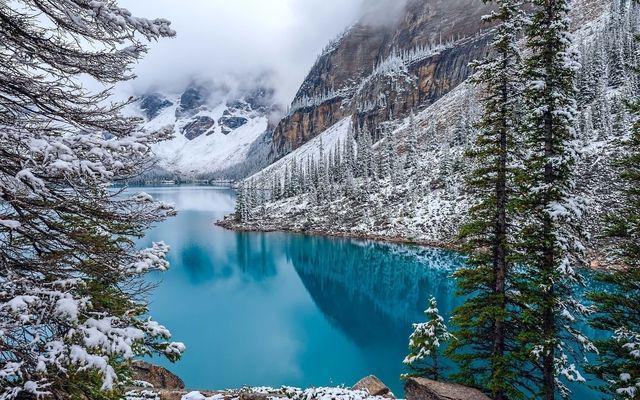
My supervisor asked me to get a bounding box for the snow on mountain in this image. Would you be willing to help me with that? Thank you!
[129,79,279,178]
[221,0,636,258]
[251,118,353,182]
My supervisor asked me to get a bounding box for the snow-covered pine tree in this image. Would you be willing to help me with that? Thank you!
[405,113,419,171]
[608,1,628,89]
[356,127,371,179]
[317,138,329,203]
[588,40,640,399]
[291,157,299,196]
[284,165,292,198]
[403,297,454,381]
[272,174,281,201]
[0,1,184,398]
[448,1,524,399]
[345,126,357,174]
[515,1,595,398]
[235,183,246,222]
[333,140,343,184]
[380,128,392,180]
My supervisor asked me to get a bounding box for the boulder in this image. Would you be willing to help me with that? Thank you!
[404,377,490,400]
[352,375,393,398]
[239,393,271,400]
[131,361,185,390]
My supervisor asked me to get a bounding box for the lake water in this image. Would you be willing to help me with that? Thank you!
[139,186,600,398]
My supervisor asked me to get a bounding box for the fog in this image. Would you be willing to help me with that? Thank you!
[118,0,409,105]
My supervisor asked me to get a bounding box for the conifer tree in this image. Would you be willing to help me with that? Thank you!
[403,297,454,381]
[345,126,357,173]
[0,2,184,398]
[235,184,246,222]
[515,1,595,398]
[589,31,640,400]
[448,1,524,399]
[405,113,419,171]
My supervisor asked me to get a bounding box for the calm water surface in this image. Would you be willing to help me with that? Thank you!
[139,186,599,398]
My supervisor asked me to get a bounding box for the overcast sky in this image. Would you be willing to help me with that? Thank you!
[118,0,369,105]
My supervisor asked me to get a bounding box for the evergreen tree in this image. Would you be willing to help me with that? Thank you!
[405,113,419,171]
[291,157,299,196]
[380,128,392,179]
[515,1,595,398]
[345,126,357,173]
[403,297,454,381]
[0,2,184,398]
[284,165,292,198]
[235,183,246,222]
[448,1,524,399]
[589,35,640,400]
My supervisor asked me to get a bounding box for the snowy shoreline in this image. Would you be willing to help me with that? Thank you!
[216,215,461,252]
[216,216,614,271]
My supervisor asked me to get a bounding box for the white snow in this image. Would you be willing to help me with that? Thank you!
[127,90,270,177]
[250,117,353,183]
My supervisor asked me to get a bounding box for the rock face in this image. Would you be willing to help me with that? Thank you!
[130,76,281,178]
[140,94,174,120]
[271,0,495,158]
[219,116,249,133]
[352,375,394,398]
[404,377,491,400]
[131,361,185,390]
[182,116,216,140]
[177,87,209,118]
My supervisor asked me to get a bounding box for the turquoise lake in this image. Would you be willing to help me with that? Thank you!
[139,186,600,398]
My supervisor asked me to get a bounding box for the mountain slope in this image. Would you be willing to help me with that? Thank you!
[221,0,633,261]
[270,0,495,159]
[129,78,279,179]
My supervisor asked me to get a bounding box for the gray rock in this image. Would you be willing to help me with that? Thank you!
[177,87,208,118]
[182,116,216,140]
[352,375,393,397]
[140,94,173,120]
[245,86,275,112]
[404,377,490,400]
[218,116,248,132]
[226,100,251,111]
[130,361,185,390]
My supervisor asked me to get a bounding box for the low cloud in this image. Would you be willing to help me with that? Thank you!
[359,0,409,27]
[118,0,366,105]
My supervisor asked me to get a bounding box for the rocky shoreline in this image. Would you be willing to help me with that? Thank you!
[215,216,459,252]
[216,216,613,270]
[127,362,490,400]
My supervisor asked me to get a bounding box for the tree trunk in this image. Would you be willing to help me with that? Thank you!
[492,64,509,400]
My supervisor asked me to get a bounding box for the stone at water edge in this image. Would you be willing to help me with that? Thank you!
[404,377,491,400]
[352,375,394,398]
[131,361,185,390]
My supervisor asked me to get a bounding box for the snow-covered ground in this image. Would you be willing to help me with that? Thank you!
[146,102,268,175]
[221,1,637,257]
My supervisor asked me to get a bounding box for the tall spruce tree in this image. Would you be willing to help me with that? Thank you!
[588,30,640,399]
[515,1,595,398]
[448,1,524,399]
[405,113,419,171]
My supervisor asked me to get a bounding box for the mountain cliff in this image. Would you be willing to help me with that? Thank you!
[270,0,495,158]
[221,0,631,260]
